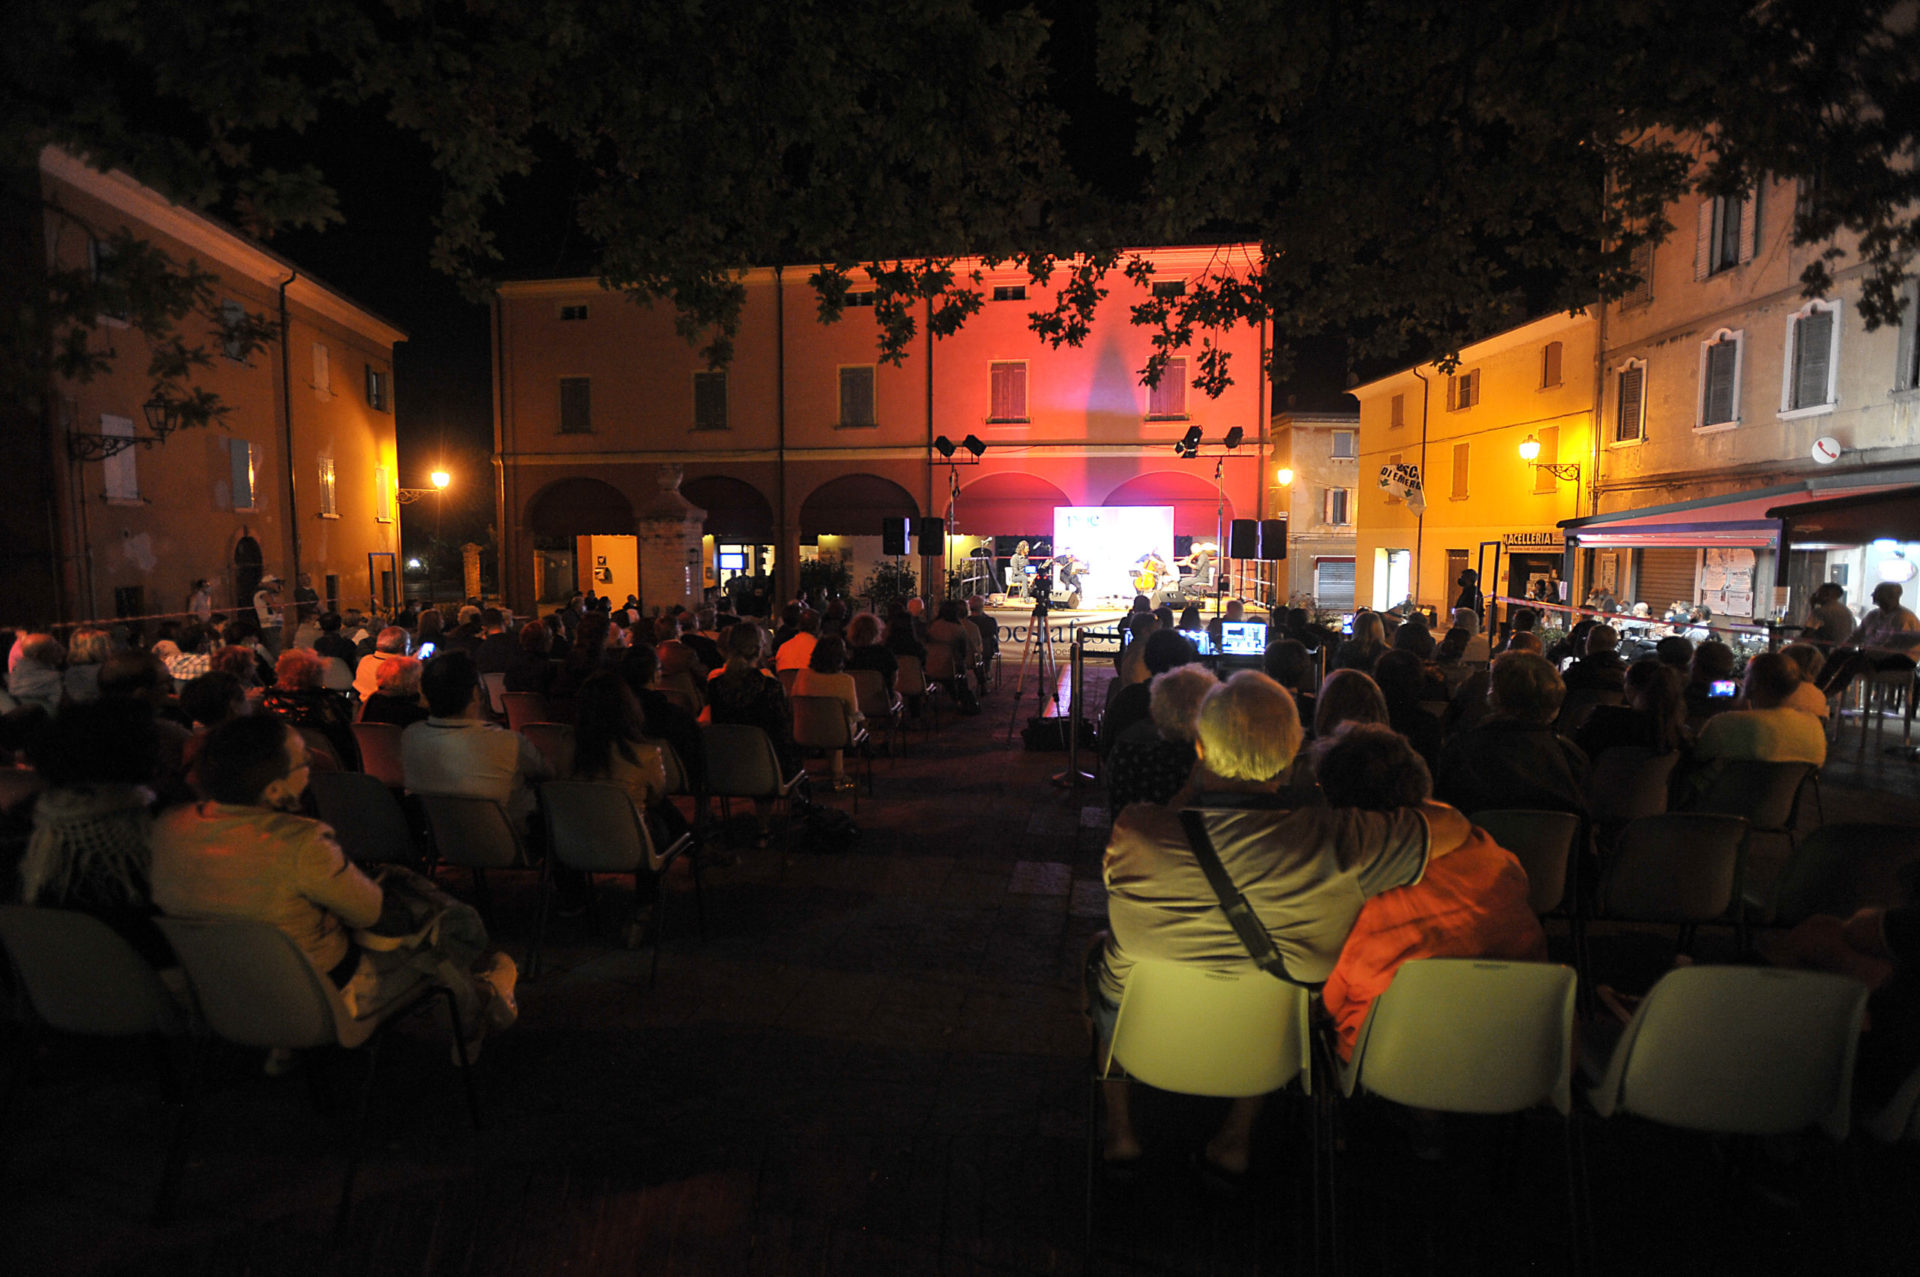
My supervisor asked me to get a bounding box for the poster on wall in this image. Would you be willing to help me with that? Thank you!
[1700,547,1757,616]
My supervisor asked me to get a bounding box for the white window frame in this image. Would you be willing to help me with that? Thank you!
[988,360,1029,423]
[375,465,394,523]
[1780,297,1842,419]
[1696,187,1759,279]
[1330,429,1357,461]
[318,455,339,517]
[692,369,729,431]
[1612,358,1647,447]
[230,438,258,511]
[1696,328,1744,432]
[1323,487,1353,527]
[101,415,139,502]
[1146,357,1188,420]
[837,365,877,428]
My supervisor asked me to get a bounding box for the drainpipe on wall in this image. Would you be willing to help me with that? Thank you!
[775,265,788,603]
[492,291,509,608]
[1411,366,1431,609]
[925,297,936,596]
[277,272,304,591]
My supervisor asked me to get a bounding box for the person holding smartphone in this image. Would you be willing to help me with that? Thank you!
[1692,651,1827,768]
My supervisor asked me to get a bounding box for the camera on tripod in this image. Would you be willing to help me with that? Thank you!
[1029,569,1054,616]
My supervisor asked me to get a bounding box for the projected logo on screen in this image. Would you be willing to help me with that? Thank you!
[1053,506,1176,603]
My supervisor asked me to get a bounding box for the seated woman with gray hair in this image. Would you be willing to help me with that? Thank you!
[1090,671,1473,1180]
[1105,665,1218,817]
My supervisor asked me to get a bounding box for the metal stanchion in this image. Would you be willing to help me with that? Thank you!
[1052,627,1094,788]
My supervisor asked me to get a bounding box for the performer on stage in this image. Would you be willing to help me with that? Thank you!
[1008,540,1030,599]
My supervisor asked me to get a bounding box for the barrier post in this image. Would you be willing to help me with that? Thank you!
[1052,627,1094,788]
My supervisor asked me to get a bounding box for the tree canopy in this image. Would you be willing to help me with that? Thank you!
[7,0,1916,421]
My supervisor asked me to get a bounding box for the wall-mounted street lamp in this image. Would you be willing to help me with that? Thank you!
[397,468,453,504]
[1518,434,1580,484]
[1275,467,1294,487]
[67,396,186,462]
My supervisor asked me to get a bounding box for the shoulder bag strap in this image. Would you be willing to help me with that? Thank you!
[1177,809,1314,990]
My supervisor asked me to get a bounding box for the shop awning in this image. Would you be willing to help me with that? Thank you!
[1559,475,1916,550]
[955,471,1069,538]
[1769,485,1920,584]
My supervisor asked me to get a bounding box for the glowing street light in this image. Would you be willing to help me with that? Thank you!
[431,469,451,490]
[1517,434,1542,462]
[397,469,455,504]
[1275,467,1295,487]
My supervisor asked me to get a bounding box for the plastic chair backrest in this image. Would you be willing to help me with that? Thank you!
[640,736,690,795]
[0,765,46,815]
[0,905,185,1037]
[923,644,958,681]
[1106,959,1312,1098]
[480,671,509,716]
[1760,822,1893,927]
[1556,689,1624,735]
[520,722,575,778]
[540,780,654,873]
[1474,809,1581,914]
[1686,759,1810,832]
[1868,1060,1920,1142]
[1346,959,1576,1115]
[417,794,524,868]
[1585,747,1678,825]
[295,727,345,774]
[1602,812,1748,921]
[1589,965,1867,1139]
[660,671,705,711]
[502,692,548,733]
[155,916,355,1049]
[777,668,800,696]
[309,771,417,864]
[321,657,355,693]
[896,655,929,697]
[791,695,854,750]
[351,722,407,789]
[850,669,894,719]
[701,723,784,798]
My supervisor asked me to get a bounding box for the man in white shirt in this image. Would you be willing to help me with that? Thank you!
[252,575,285,654]
[1816,582,1920,702]
[401,650,549,830]
[353,626,412,700]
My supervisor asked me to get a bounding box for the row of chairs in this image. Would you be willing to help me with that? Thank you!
[0,905,482,1232]
[1091,956,1885,1270]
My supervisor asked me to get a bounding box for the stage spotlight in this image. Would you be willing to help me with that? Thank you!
[1223,426,1244,450]
[934,436,957,459]
[963,434,986,458]
[1181,425,1203,452]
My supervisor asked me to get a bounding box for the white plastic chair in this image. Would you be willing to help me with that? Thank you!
[533,779,697,984]
[1587,965,1868,1140]
[309,770,419,865]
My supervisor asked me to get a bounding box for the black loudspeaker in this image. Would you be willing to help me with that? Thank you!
[882,516,909,556]
[1261,518,1288,561]
[918,517,946,555]
[1229,518,1260,559]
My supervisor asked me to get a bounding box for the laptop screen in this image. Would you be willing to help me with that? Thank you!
[1178,628,1212,656]
[1219,621,1268,656]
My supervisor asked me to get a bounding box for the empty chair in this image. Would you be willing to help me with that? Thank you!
[501,692,549,733]
[0,904,186,1042]
[1599,812,1748,955]
[1584,747,1679,832]
[1743,821,1903,929]
[1555,689,1624,736]
[351,722,407,789]
[533,780,698,984]
[416,794,528,911]
[790,694,872,807]
[479,671,509,718]
[155,916,479,1230]
[1683,759,1813,856]
[1476,809,1582,915]
[1587,964,1867,1140]
[519,721,575,779]
[309,771,419,866]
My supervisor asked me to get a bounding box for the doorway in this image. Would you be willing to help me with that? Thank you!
[1372,548,1412,611]
[367,552,397,616]
[234,535,263,611]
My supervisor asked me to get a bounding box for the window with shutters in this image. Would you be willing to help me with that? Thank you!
[1147,357,1187,419]
[559,304,588,321]
[221,300,248,361]
[1532,428,1559,496]
[1540,341,1563,389]
[1450,442,1470,500]
[1447,368,1479,410]
[312,343,330,395]
[1698,330,1742,429]
[1897,279,1920,393]
[375,466,393,522]
[1782,299,1840,415]
[559,377,592,433]
[1331,430,1357,460]
[1389,393,1405,429]
[838,366,877,427]
[1152,280,1186,299]
[693,371,728,430]
[1323,487,1352,526]
[1614,359,1647,444]
[1622,241,1655,308]
[1696,189,1759,278]
[364,366,390,411]
[988,361,1028,422]
[101,415,138,502]
[88,238,129,322]
[991,285,1026,302]
[230,438,257,511]
[318,456,338,517]
[843,291,875,307]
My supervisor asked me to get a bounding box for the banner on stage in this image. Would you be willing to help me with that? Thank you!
[1053,506,1176,603]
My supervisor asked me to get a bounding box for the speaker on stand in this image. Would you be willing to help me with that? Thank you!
[882,517,910,557]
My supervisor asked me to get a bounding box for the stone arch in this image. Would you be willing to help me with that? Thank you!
[681,474,775,543]
[524,476,636,540]
[955,472,1070,538]
[1103,470,1235,539]
[798,473,919,538]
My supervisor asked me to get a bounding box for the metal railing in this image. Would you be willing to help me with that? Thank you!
[1487,595,1784,652]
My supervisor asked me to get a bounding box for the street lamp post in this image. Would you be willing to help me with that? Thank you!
[396,469,453,602]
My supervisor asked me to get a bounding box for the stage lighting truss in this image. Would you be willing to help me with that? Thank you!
[933,434,989,464]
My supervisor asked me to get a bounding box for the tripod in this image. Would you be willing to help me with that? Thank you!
[1005,601,1060,742]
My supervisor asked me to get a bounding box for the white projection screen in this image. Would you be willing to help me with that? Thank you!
[1053,506,1176,603]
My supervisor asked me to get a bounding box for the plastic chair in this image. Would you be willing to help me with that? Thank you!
[850,669,903,756]
[309,771,419,865]
[1584,747,1679,831]
[790,695,872,807]
[1599,812,1749,956]
[1868,1060,1920,1143]
[1476,809,1582,915]
[1555,688,1623,736]
[1090,960,1323,1268]
[416,794,528,913]
[700,723,804,847]
[502,691,549,733]
[1744,822,1906,929]
[532,780,698,984]
[641,736,693,798]
[776,668,800,696]
[1683,759,1813,857]
[479,671,508,718]
[519,722,575,779]
[895,655,936,729]
[155,916,480,1231]
[295,726,345,774]
[1587,964,1867,1140]
[351,721,407,789]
